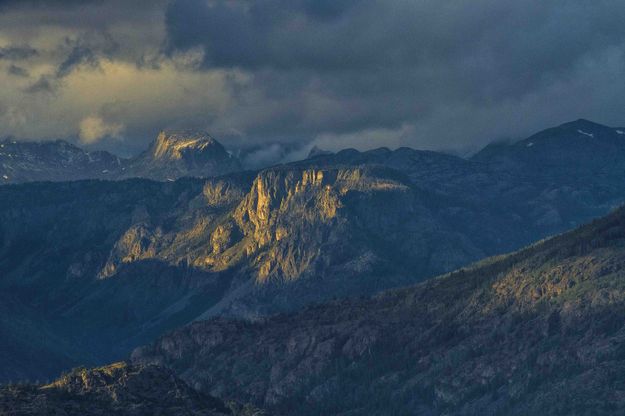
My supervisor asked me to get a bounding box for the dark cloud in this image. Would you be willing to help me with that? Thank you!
[56,45,100,77]
[2,0,625,155]
[0,0,102,10]
[0,45,38,60]
[165,0,375,70]
[23,75,56,94]
[165,1,625,75]
[54,34,120,78]
[7,64,29,77]
[160,0,625,150]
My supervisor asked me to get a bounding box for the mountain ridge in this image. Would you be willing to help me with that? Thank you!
[0,131,242,183]
[0,138,122,183]
[3,119,625,384]
[472,119,625,175]
[132,203,625,415]
[4,118,625,185]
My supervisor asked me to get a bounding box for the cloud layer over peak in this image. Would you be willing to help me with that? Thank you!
[0,0,624,161]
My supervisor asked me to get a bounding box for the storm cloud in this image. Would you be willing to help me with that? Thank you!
[0,45,38,60]
[0,0,624,159]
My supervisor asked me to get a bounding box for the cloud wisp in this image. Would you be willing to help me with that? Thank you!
[79,115,124,144]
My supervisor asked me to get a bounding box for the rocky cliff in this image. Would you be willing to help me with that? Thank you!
[96,165,484,318]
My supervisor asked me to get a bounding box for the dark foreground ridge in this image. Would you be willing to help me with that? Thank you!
[0,362,267,416]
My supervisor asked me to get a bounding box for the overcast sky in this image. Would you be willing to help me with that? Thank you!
[1,0,625,160]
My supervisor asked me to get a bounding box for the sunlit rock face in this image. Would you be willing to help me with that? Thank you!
[228,167,412,283]
[122,131,242,181]
[99,165,480,295]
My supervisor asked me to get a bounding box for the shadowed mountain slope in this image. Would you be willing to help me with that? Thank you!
[473,119,625,178]
[0,139,122,184]
[133,204,625,415]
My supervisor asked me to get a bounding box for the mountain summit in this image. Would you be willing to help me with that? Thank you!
[122,131,242,181]
[151,131,224,161]
[472,119,625,175]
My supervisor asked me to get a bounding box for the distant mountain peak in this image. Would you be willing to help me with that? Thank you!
[122,130,242,180]
[548,119,621,139]
[472,118,625,166]
[151,130,221,161]
[307,145,333,159]
[559,118,606,129]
